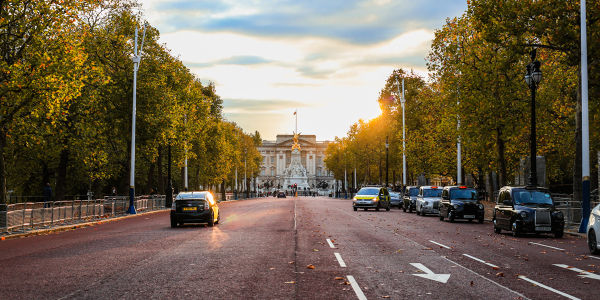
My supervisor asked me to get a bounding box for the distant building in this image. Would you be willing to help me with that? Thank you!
[256,134,334,191]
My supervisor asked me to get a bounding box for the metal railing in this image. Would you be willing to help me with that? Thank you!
[1,195,166,233]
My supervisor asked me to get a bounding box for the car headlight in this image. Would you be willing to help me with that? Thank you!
[453,204,460,209]
[372,197,379,201]
[425,201,429,206]
[519,211,528,218]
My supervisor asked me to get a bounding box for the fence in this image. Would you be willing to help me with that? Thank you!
[1,195,166,233]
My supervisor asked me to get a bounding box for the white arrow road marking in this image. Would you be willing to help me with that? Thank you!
[554,264,600,280]
[410,263,451,283]
[518,276,580,300]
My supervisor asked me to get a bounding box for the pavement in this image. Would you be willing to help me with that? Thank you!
[0,196,597,299]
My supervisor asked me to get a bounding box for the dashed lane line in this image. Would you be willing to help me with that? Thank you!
[326,238,336,248]
[528,242,564,251]
[517,275,580,300]
[429,240,451,249]
[334,252,347,268]
[588,255,600,260]
[462,254,499,269]
[346,275,367,300]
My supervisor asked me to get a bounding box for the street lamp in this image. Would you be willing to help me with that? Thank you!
[524,49,542,187]
[385,136,389,187]
[395,77,407,190]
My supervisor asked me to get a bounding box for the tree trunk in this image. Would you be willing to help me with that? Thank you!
[157,147,164,194]
[0,131,6,204]
[573,83,582,203]
[221,179,226,201]
[147,160,155,194]
[496,127,507,187]
[55,148,69,201]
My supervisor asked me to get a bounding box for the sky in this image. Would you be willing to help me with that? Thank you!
[139,0,468,141]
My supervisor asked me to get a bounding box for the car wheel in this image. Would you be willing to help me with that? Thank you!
[493,219,501,234]
[448,211,455,223]
[403,205,407,212]
[376,207,380,211]
[589,229,600,254]
[468,219,473,223]
[353,207,357,211]
[554,229,563,238]
[208,211,215,227]
[478,217,484,224]
[170,217,178,228]
[386,205,390,211]
[363,208,368,211]
[409,206,413,213]
[215,213,220,224]
[511,221,520,237]
[439,214,444,221]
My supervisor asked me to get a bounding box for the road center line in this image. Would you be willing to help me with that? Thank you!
[518,275,580,300]
[462,253,499,268]
[429,240,451,249]
[334,252,347,267]
[326,238,336,248]
[346,275,367,300]
[528,242,564,251]
[294,198,297,230]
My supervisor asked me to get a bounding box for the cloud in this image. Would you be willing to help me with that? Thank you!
[223,98,310,113]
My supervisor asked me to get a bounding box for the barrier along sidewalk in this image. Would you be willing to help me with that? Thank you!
[1,195,166,234]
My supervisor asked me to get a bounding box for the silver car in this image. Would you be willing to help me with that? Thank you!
[588,203,600,254]
[416,186,442,216]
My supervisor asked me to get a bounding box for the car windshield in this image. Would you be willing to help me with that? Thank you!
[390,193,399,198]
[450,189,477,201]
[176,193,206,200]
[423,189,442,197]
[409,189,419,196]
[357,188,379,195]
[514,190,553,205]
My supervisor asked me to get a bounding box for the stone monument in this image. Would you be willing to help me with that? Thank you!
[283,132,310,189]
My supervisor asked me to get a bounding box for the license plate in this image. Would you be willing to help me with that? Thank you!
[183,207,197,211]
[464,215,475,219]
[536,226,551,232]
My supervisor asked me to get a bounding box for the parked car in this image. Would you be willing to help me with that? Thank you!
[390,192,402,208]
[439,186,484,223]
[588,203,600,254]
[170,191,220,228]
[277,191,286,198]
[402,186,420,212]
[352,186,391,211]
[493,186,564,237]
[416,186,442,216]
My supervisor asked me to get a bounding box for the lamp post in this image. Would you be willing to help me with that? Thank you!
[579,0,591,233]
[524,49,542,187]
[385,136,389,187]
[396,77,407,189]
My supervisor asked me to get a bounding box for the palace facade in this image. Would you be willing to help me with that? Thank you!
[256,134,335,191]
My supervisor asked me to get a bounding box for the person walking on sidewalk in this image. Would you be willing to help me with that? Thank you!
[43,183,52,208]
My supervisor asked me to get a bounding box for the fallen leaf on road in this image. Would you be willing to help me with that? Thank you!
[382,296,390,298]
[470,281,474,286]
[334,277,344,280]
[492,266,500,270]
[496,272,504,277]
[285,281,295,284]
[307,264,315,269]
[312,249,319,252]
[269,268,275,270]
[343,281,351,285]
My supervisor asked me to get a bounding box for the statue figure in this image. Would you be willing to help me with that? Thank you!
[292,132,301,151]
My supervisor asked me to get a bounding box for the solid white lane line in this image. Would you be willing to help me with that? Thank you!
[518,275,580,300]
[346,275,367,300]
[326,238,336,248]
[429,240,451,249]
[528,242,564,251]
[588,255,600,260]
[294,199,297,230]
[334,252,347,267]
[462,254,499,268]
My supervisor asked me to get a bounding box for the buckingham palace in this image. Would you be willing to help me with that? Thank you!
[256,134,335,191]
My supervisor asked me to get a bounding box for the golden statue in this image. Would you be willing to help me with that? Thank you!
[292,132,301,151]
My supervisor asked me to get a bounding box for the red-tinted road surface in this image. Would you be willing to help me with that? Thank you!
[0,196,597,299]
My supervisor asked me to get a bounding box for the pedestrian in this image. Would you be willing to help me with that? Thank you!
[43,182,52,208]
[111,186,117,196]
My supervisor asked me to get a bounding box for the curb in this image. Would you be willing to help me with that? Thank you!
[1,209,168,241]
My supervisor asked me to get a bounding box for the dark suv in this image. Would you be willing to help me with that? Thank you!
[402,186,419,212]
[170,191,220,227]
[439,186,484,223]
[493,186,564,237]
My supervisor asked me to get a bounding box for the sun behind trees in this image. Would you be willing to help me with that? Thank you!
[0,0,262,203]
[326,0,599,195]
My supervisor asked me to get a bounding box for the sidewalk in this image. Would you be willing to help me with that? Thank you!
[1,209,168,241]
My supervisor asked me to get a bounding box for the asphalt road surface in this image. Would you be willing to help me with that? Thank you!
[1,196,598,299]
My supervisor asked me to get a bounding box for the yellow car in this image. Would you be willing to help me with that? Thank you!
[352,187,391,211]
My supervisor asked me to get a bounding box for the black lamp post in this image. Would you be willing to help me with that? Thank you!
[524,49,542,187]
[385,136,389,187]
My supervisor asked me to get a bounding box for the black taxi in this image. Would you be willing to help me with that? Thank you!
[493,186,564,237]
[439,186,484,223]
[170,191,220,227]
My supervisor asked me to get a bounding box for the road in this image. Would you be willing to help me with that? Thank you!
[0,196,598,299]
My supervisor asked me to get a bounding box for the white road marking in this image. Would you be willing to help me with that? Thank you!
[326,238,336,248]
[462,253,499,268]
[518,275,580,300]
[294,199,297,230]
[334,252,347,267]
[588,255,600,260]
[553,264,600,280]
[528,242,564,251]
[442,256,529,299]
[346,275,367,300]
[410,263,450,283]
[429,240,451,249]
